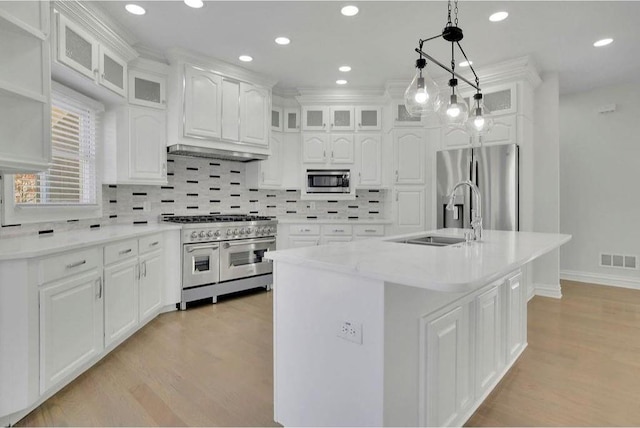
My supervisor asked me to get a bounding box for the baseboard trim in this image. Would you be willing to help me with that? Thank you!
[533,282,562,299]
[560,270,640,290]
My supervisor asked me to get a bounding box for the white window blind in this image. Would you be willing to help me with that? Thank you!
[14,89,100,206]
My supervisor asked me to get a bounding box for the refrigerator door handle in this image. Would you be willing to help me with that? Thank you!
[473,159,479,185]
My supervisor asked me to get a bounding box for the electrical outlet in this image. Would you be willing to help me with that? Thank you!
[337,320,363,344]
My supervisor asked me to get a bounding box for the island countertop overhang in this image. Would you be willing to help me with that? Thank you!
[265,228,571,293]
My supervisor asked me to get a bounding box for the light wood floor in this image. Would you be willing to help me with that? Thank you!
[17,281,640,427]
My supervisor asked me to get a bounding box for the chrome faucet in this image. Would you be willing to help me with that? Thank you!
[446,180,483,241]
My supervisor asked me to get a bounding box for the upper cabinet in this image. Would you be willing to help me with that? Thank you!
[356,106,382,131]
[0,0,51,173]
[283,107,300,132]
[272,107,283,132]
[393,129,425,185]
[302,106,377,132]
[302,106,328,131]
[129,69,166,109]
[240,82,269,147]
[329,106,354,131]
[183,66,222,139]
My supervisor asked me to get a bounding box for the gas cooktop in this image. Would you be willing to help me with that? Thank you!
[162,214,273,224]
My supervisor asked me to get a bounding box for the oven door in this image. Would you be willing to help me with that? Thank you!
[182,242,220,289]
[219,237,276,282]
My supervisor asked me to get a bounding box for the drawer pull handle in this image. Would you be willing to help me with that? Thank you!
[150,241,160,247]
[334,229,344,232]
[302,228,311,232]
[365,229,376,233]
[119,249,132,255]
[66,260,86,269]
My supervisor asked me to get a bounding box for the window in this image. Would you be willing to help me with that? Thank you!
[2,82,103,225]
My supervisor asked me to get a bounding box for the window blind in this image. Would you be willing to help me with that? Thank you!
[15,89,100,206]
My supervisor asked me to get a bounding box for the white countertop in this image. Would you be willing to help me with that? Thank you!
[266,228,571,293]
[0,224,182,261]
[276,218,392,225]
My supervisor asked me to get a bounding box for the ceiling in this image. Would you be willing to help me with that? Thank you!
[95,1,640,94]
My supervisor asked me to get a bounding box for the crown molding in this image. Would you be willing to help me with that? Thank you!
[165,47,278,88]
[54,1,138,62]
[134,45,169,65]
[295,88,388,105]
[273,87,300,98]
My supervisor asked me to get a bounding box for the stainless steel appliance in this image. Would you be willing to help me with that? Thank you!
[163,214,277,310]
[436,144,518,231]
[305,169,351,194]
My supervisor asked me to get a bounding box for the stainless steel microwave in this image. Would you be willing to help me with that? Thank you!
[305,169,351,194]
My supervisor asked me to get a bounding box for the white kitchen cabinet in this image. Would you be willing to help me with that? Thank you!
[393,129,425,184]
[421,303,472,427]
[183,65,222,139]
[278,223,386,250]
[481,115,516,146]
[475,283,504,399]
[329,134,354,164]
[139,249,163,323]
[104,257,139,348]
[272,106,283,131]
[393,101,424,127]
[394,186,425,234]
[246,132,284,189]
[289,236,320,248]
[221,78,240,141]
[103,105,167,185]
[284,107,300,132]
[302,133,329,163]
[320,236,353,245]
[356,106,382,131]
[303,133,353,165]
[505,271,525,364]
[329,106,355,131]
[129,69,166,109]
[442,126,470,148]
[302,106,329,131]
[355,134,382,188]
[98,45,127,97]
[240,82,269,147]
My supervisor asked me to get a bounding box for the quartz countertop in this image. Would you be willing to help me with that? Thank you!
[276,218,392,225]
[0,223,182,261]
[266,228,571,293]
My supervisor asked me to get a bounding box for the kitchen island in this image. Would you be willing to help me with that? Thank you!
[265,228,570,427]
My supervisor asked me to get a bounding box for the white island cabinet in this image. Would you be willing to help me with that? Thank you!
[266,229,571,427]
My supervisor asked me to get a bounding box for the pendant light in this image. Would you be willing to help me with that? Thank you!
[404,58,440,116]
[440,78,468,126]
[465,93,494,135]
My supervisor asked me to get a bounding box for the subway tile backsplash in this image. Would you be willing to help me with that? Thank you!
[0,155,389,238]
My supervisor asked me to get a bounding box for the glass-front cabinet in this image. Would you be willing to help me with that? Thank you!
[129,69,166,109]
[356,106,382,131]
[98,45,126,97]
[329,106,354,131]
[284,107,300,132]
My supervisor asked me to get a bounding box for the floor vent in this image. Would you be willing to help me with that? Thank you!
[600,253,637,269]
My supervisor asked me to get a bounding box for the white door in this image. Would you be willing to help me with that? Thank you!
[56,14,98,81]
[272,107,283,132]
[261,132,283,187]
[394,129,425,184]
[443,126,471,148]
[329,134,354,164]
[475,283,504,398]
[329,106,354,131]
[302,106,329,131]
[421,304,472,427]
[481,114,516,146]
[184,66,222,139]
[356,106,382,131]
[505,271,525,363]
[139,250,163,323]
[40,270,103,393]
[129,106,166,181]
[98,45,127,97]
[356,134,382,187]
[129,70,166,109]
[104,258,139,347]
[289,237,319,248]
[240,82,269,147]
[302,133,328,163]
[284,108,300,132]
[394,186,425,233]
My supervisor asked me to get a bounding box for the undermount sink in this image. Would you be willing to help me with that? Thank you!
[390,235,466,247]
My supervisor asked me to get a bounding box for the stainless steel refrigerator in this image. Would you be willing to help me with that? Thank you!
[436,144,518,231]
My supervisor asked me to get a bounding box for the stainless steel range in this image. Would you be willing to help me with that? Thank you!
[162,214,277,310]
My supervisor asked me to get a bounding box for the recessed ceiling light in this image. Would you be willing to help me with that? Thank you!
[184,0,204,8]
[459,60,473,67]
[593,38,613,47]
[125,4,146,15]
[239,55,253,62]
[341,5,359,17]
[339,65,351,72]
[336,79,348,85]
[489,11,508,22]
[275,37,291,45]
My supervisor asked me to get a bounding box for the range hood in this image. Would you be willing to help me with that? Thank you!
[167,144,267,162]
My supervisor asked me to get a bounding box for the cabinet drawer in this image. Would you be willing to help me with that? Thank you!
[38,247,101,285]
[139,233,163,254]
[104,239,138,266]
[321,225,353,236]
[289,224,321,236]
[354,225,385,236]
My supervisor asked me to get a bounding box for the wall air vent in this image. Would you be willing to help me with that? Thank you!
[600,253,638,270]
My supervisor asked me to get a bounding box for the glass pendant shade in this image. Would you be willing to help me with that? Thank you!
[465,94,494,135]
[439,80,468,126]
[404,69,440,117]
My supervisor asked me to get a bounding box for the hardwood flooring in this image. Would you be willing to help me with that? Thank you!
[17,280,640,427]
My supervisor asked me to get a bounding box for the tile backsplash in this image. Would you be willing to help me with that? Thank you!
[0,155,388,238]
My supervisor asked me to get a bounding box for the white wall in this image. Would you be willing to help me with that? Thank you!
[559,82,640,288]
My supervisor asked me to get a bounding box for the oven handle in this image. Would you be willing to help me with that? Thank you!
[186,245,219,253]
[223,238,276,248]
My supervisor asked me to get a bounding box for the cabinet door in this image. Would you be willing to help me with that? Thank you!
[302,133,328,163]
[302,106,328,131]
[40,270,103,393]
[129,107,167,181]
[443,126,471,148]
[356,106,382,131]
[356,134,382,187]
[505,271,525,363]
[421,304,472,427]
[240,82,269,147]
[289,236,319,248]
[184,66,222,139]
[481,114,516,146]
[475,284,504,398]
[271,107,283,132]
[56,14,98,80]
[284,107,300,132]
[221,79,240,141]
[394,186,425,233]
[329,134,354,164]
[129,70,166,109]
[320,236,353,245]
[104,258,139,347]
[329,106,354,131]
[393,129,425,184]
[98,45,127,97]
[393,102,423,127]
[261,132,283,187]
[139,250,163,323]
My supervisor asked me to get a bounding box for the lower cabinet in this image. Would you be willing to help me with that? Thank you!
[139,249,163,323]
[281,223,386,249]
[104,258,139,347]
[393,186,426,234]
[39,269,104,393]
[505,271,525,364]
[475,283,504,399]
[289,236,320,248]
